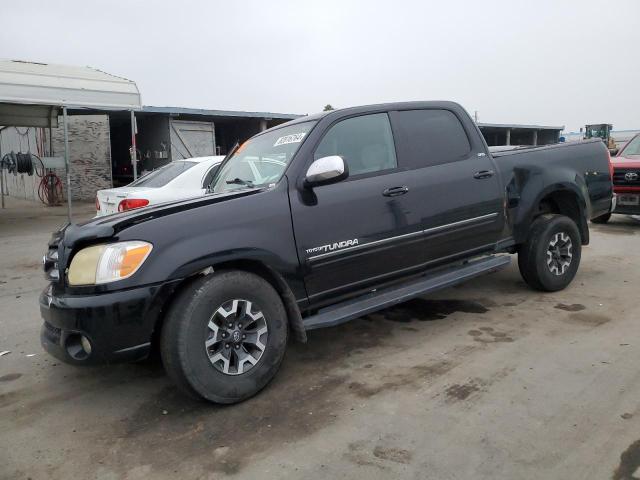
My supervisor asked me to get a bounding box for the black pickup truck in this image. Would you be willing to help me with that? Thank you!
[40,101,612,403]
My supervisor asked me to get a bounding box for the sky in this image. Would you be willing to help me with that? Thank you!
[1,0,638,132]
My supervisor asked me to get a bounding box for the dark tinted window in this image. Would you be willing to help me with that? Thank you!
[391,109,471,169]
[129,161,197,188]
[315,113,397,176]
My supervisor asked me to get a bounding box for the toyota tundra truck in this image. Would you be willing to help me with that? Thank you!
[40,101,613,403]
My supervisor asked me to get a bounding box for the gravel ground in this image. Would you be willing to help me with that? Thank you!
[1,197,640,480]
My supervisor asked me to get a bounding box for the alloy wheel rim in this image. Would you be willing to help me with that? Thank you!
[205,299,268,375]
[546,232,573,276]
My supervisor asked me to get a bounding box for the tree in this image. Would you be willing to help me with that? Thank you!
[323,104,334,111]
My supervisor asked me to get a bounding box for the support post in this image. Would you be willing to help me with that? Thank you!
[532,130,538,146]
[505,128,511,146]
[131,110,137,180]
[259,118,267,132]
[0,137,4,209]
[63,106,72,223]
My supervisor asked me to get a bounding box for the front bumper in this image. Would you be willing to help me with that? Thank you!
[39,280,179,365]
[612,192,640,215]
[613,204,640,215]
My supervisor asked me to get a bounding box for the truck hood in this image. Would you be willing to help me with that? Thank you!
[61,187,264,249]
[612,155,640,169]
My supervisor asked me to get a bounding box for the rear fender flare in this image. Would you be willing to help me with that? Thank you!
[511,168,590,244]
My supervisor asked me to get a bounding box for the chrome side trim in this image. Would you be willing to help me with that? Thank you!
[308,230,424,261]
[307,212,500,262]
[422,212,499,236]
[114,342,151,354]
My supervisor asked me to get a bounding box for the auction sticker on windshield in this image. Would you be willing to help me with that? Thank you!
[274,133,306,147]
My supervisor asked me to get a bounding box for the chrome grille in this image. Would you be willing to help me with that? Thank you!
[613,168,640,186]
[43,246,59,281]
[43,228,66,283]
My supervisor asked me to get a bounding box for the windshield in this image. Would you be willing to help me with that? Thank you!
[211,121,316,193]
[621,135,640,156]
[129,161,197,188]
[586,125,609,139]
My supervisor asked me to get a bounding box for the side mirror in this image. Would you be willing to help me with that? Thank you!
[304,156,348,187]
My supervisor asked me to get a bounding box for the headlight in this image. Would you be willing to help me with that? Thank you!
[68,241,153,286]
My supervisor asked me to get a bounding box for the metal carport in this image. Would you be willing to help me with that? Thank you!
[0,59,141,222]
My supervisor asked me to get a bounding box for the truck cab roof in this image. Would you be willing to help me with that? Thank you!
[277,101,469,128]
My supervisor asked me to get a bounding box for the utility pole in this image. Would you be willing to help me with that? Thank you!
[63,106,72,223]
[131,110,138,180]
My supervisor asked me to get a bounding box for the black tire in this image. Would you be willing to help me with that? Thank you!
[591,212,611,224]
[517,214,582,292]
[161,270,288,404]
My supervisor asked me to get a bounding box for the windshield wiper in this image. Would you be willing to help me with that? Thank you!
[226,178,254,187]
[206,142,241,193]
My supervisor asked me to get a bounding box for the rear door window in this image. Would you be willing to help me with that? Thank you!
[314,113,397,177]
[390,109,471,169]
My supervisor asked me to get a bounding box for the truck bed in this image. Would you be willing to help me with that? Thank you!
[490,139,603,158]
[490,138,612,243]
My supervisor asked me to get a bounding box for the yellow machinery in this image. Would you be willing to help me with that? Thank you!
[584,124,618,155]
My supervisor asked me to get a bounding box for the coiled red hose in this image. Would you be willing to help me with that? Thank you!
[38,172,64,206]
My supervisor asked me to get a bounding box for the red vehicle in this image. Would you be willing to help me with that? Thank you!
[593,133,640,223]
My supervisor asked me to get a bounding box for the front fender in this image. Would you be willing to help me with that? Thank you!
[166,244,293,282]
[71,181,307,303]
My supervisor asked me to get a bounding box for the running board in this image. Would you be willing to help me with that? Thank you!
[302,255,511,331]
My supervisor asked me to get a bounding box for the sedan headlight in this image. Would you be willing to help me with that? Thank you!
[68,241,153,286]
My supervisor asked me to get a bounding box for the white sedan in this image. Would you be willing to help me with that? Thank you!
[96,156,224,216]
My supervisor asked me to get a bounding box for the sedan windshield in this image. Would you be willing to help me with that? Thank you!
[211,121,316,193]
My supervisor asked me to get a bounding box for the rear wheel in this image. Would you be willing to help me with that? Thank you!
[591,212,611,224]
[161,270,288,403]
[517,214,581,292]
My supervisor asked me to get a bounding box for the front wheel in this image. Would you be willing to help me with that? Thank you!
[517,214,582,292]
[161,270,288,404]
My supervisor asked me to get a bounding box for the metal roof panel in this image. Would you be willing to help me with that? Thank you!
[478,122,564,131]
[142,105,301,120]
[0,59,141,110]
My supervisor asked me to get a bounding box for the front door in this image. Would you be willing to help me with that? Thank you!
[289,112,426,304]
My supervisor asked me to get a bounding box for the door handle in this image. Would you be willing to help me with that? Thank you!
[383,186,409,197]
[473,170,495,179]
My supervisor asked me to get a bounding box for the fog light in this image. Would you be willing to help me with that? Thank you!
[65,334,92,360]
[80,335,92,355]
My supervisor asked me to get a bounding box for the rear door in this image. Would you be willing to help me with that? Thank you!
[389,108,504,262]
[289,112,428,304]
